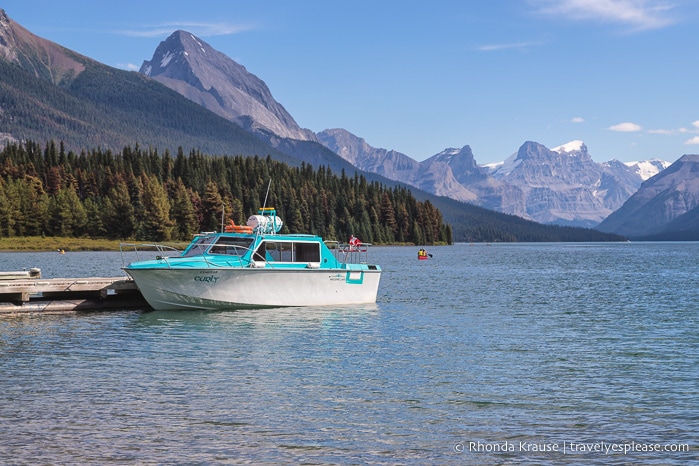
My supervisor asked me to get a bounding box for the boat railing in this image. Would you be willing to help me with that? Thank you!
[120,242,258,269]
[326,241,373,265]
[198,255,249,268]
[119,242,184,268]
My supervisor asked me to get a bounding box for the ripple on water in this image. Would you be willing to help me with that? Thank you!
[1,243,698,464]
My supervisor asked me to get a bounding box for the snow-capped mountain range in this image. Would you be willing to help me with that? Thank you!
[485,141,664,182]
[319,131,669,227]
[136,29,680,229]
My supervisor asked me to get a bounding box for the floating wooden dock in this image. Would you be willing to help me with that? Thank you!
[0,276,150,315]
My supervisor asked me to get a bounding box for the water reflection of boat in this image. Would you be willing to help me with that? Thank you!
[135,304,379,328]
[121,208,381,311]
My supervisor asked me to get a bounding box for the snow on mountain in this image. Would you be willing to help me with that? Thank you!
[625,159,671,181]
[484,152,520,177]
[551,140,585,154]
[598,154,699,237]
[432,148,462,163]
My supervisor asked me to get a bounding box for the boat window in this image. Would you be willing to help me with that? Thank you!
[253,241,285,262]
[252,241,320,263]
[296,242,321,262]
[209,237,254,256]
[182,236,216,257]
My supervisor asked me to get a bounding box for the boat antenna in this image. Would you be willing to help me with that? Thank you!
[262,179,271,210]
[221,203,225,232]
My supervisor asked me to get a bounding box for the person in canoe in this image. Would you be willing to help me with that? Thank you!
[418,248,432,260]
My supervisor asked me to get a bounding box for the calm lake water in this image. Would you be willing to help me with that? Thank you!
[1,243,697,464]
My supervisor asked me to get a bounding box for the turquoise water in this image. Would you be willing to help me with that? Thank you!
[1,243,697,464]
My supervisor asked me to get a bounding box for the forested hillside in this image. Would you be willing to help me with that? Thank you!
[0,58,299,164]
[0,141,452,245]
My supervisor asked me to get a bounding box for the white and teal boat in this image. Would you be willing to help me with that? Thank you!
[121,208,381,311]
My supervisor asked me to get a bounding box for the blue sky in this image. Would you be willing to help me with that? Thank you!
[4,0,699,164]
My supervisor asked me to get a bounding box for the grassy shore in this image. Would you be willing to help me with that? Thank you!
[0,236,128,252]
[0,237,195,252]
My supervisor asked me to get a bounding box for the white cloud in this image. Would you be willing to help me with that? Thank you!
[477,41,540,52]
[685,136,699,145]
[648,128,676,135]
[530,0,677,31]
[648,128,694,136]
[609,122,642,132]
[649,121,699,135]
[571,117,585,123]
[119,22,254,38]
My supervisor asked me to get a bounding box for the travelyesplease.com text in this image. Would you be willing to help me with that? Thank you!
[454,440,690,455]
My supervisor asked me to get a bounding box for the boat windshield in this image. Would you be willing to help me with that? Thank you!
[208,236,254,257]
[181,236,217,257]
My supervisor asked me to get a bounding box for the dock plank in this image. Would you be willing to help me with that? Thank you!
[0,277,137,294]
[0,277,149,314]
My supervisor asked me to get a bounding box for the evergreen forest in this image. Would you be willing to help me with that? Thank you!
[0,141,453,245]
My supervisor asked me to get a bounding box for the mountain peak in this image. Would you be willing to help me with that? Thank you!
[514,140,591,164]
[428,146,479,172]
[516,141,552,160]
[140,30,216,83]
[433,145,474,160]
[140,30,315,141]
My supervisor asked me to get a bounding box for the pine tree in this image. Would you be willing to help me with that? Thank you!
[18,175,49,236]
[105,180,136,239]
[201,180,224,231]
[140,174,172,241]
[170,178,199,240]
[48,188,87,236]
[83,197,106,237]
[0,179,17,237]
[380,192,397,238]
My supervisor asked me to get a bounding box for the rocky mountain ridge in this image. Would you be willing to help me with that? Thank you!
[319,129,669,227]
[597,154,699,238]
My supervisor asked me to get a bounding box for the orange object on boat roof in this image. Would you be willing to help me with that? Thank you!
[224,219,253,234]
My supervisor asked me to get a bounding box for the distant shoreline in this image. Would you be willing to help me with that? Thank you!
[0,236,442,253]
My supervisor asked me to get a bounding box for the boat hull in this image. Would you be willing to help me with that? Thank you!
[125,267,381,311]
